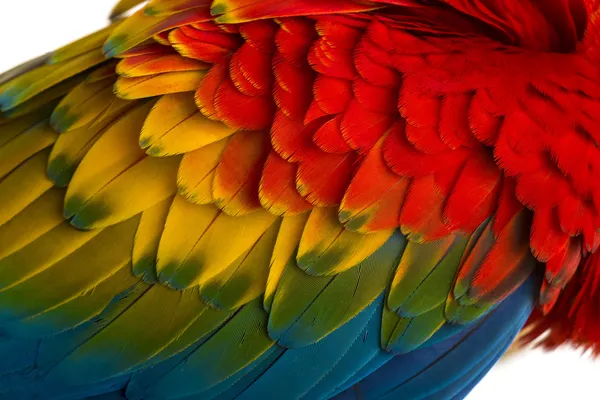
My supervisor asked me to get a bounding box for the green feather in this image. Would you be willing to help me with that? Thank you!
[49,284,209,384]
[143,303,234,366]
[381,304,446,354]
[388,234,470,317]
[269,231,406,347]
[0,120,57,180]
[37,280,152,373]
[0,215,139,322]
[2,263,139,337]
[143,298,275,398]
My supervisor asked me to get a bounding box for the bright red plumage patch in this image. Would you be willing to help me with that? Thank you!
[526,250,600,354]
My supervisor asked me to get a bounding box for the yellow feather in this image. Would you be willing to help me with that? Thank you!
[156,196,220,282]
[85,62,119,83]
[0,150,53,227]
[110,0,147,19]
[117,54,208,78]
[104,8,210,57]
[144,303,233,366]
[3,75,84,120]
[263,213,309,312]
[386,235,474,323]
[186,209,278,287]
[0,188,65,261]
[0,221,100,292]
[0,54,50,89]
[145,0,201,16]
[64,101,153,219]
[50,24,119,64]
[177,138,228,204]
[201,219,281,310]
[114,71,206,100]
[157,199,277,289]
[69,154,181,230]
[297,207,394,276]
[140,92,235,156]
[212,130,269,217]
[1,49,107,110]
[133,195,173,281]
[0,216,139,321]
[0,113,48,147]
[381,305,445,354]
[48,99,138,187]
[0,63,55,104]
[153,32,172,46]
[50,76,118,133]
[0,120,58,180]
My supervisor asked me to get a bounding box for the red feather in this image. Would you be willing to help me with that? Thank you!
[273,56,314,119]
[213,130,270,215]
[271,112,318,162]
[444,152,502,232]
[312,75,353,114]
[259,150,312,215]
[213,76,274,129]
[313,115,352,154]
[399,175,450,242]
[296,148,356,206]
[169,26,238,63]
[340,135,408,232]
[340,98,394,153]
[195,63,226,119]
[439,93,476,149]
[468,211,535,304]
[530,207,570,262]
[383,122,468,177]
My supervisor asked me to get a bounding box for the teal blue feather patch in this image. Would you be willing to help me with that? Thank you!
[301,299,385,399]
[0,334,38,375]
[337,275,538,400]
[237,297,379,399]
[103,35,127,59]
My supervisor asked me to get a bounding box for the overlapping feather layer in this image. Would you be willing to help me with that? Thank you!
[0,0,599,397]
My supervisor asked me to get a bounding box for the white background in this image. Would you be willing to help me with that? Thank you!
[1,1,599,399]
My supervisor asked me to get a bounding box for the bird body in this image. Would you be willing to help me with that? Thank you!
[0,0,599,398]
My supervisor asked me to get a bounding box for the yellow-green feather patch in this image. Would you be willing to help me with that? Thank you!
[200,219,281,309]
[297,207,393,276]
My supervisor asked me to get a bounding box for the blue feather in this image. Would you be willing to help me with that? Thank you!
[334,275,538,400]
[332,351,393,396]
[205,347,285,399]
[125,326,219,400]
[234,297,380,400]
[422,326,518,400]
[301,301,384,399]
[0,333,38,375]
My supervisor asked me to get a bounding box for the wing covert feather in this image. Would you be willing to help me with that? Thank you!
[1,0,581,398]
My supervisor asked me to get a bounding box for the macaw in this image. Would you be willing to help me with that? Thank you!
[0,0,598,398]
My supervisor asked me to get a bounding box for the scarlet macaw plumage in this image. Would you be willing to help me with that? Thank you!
[0,0,598,398]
